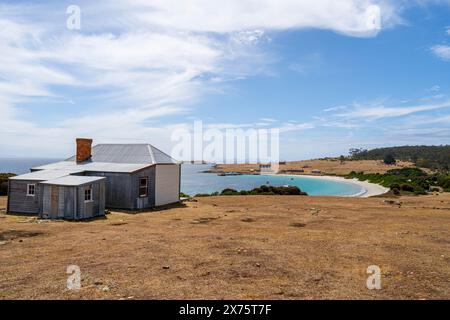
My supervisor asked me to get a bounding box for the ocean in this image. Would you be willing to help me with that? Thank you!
[181,164,363,196]
[0,158,363,197]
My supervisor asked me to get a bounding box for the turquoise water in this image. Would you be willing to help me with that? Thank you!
[181,164,364,197]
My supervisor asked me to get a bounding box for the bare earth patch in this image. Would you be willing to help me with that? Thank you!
[0,194,449,299]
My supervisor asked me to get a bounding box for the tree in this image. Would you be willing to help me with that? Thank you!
[383,154,396,165]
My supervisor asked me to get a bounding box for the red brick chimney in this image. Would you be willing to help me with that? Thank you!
[76,138,93,162]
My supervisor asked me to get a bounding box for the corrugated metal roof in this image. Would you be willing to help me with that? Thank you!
[32,161,152,173]
[40,176,105,186]
[13,143,179,184]
[9,169,83,181]
[65,144,178,164]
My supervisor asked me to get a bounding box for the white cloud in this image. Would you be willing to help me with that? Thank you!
[337,100,450,120]
[323,105,348,112]
[428,84,440,92]
[116,0,397,36]
[279,122,315,132]
[0,0,404,156]
[431,45,450,60]
[259,118,277,122]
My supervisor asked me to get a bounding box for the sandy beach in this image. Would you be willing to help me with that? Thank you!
[273,174,390,198]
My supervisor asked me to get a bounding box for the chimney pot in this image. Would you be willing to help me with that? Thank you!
[76,138,93,162]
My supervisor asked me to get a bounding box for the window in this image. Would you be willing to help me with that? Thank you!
[139,177,148,197]
[27,184,36,196]
[84,185,92,202]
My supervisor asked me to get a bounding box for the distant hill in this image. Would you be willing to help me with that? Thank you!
[349,145,450,171]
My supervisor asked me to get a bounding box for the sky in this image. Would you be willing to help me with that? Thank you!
[1,0,450,160]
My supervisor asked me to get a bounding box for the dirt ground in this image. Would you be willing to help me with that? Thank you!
[0,194,449,300]
[210,159,417,175]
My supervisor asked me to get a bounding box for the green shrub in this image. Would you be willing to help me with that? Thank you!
[383,154,396,165]
[196,185,308,197]
[390,183,400,190]
[0,173,16,196]
[220,188,239,195]
[400,184,415,192]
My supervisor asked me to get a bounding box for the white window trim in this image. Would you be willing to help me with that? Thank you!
[84,185,93,203]
[139,177,148,198]
[27,184,36,197]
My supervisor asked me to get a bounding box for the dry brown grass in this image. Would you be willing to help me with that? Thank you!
[1,193,450,300]
[210,159,419,175]
[0,194,450,299]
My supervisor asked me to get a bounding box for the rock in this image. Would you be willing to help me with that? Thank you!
[102,286,110,292]
[383,200,402,206]
[0,241,8,246]
[313,276,323,282]
[162,266,170,270]
[255,263,261,268]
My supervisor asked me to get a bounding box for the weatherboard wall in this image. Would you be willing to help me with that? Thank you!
[7,180,42,214]
[131,165,156,209]
[84,167,155,209]
[41,181,105,219]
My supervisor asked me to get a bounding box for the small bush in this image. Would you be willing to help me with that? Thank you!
[390,183,400,190]
[0,173,16,196]
[383,154,396,165]
[196,185,308,197]
[400,184,415,192]
[221,188,239,195]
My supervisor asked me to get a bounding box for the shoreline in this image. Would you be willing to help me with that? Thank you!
[268,173,390,198]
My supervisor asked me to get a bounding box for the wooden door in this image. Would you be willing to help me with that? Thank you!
[50,186,59,219]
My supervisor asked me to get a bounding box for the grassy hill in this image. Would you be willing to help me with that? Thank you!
[350,145,450,171]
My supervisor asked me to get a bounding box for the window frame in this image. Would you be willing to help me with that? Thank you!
[26,184,36,197]
[84,185,93,203]
[139,177,148,198]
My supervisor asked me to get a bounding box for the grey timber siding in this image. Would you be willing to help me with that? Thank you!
[84,171,134,209]
[40,181,105,220]
[8,180,42,214]
[131,166,156,209]
[85,167,155,210]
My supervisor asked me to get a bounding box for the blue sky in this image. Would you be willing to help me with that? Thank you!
[1,1,450,160]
